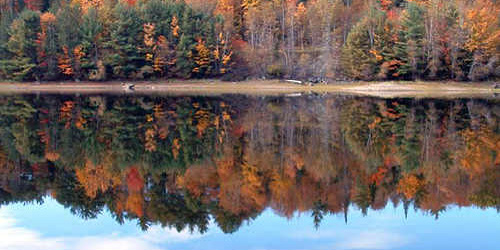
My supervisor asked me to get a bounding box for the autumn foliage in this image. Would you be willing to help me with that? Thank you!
[1,0,499,81]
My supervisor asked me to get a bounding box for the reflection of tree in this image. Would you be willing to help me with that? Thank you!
[312,200,328,229]
[53,168,106,220]
[0,95,498,234]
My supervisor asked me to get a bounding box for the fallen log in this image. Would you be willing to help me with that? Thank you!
[284,79,303,84]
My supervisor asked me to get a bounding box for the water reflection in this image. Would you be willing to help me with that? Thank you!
[0,94,498,235]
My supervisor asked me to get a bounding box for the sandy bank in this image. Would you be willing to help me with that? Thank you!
[0,80,498,98]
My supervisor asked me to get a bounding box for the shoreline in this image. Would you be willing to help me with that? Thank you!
[0,80,498,98]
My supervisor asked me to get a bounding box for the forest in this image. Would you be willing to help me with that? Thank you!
[0,95,498,233]
[0,0,499,82]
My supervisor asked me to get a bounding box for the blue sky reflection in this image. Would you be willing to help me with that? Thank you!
[0,198,498,250]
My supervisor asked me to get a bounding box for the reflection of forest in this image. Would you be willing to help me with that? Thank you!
[0,95,498,233]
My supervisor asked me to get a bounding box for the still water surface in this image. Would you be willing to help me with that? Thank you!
[0,94,498,250]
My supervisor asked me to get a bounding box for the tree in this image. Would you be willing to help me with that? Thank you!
[79,7,103,80]
[58,46,73,77]
[464,0,500,80]
[76,0,105,13]
[213,32,232,75]
[342,18,377,80]
[0,0,499,82]
[104,3,144,79]
[193,38,212,77]
[24,0,44,11]
[0,10,14,60]
[3,10,41,81]
[176,34,194,78]
[186,0,218,14]
[395,1,427,79]
[152,35,176,77]
[243,0,277,77]
[374,11,400,80]
[56,3,82,79]
[143,22,156,72]
[446,1,469,80]
[38,12,59,80]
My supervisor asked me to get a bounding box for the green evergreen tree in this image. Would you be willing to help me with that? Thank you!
[395,2,426,79]
[174,8,197,78]
[0,11,14,59]
[176,34,194,78]
[2,10,41,81]
[342,18,377,80]
[55,3,81,50]
[104,3,145,79]
[372,11,399,80]
[141,0,184,36]
[0,11,15,79]
[79,7,103,79]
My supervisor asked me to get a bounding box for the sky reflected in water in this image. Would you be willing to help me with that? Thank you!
[1,198,499,250]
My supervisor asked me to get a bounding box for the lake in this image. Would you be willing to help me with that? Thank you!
[0,94,498,250]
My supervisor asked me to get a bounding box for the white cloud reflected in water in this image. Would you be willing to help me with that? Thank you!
[0,208,204,250]
[287,211,413,250]
[336,230,411,250]
[289,229,411,250]
[0,209,65,250]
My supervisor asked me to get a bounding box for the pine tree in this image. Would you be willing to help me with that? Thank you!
[342,18,377,80]
[374,17,400,80]
[56,3,81,50]
[141,0,182,36]
[395,2,426,80]
[176,33,195,78]
[79,7,103,80]
[0,11,15,78]
[3,10,41,81]
[175,8,197,78]
[0,11,14,59]
[104,3,145,79]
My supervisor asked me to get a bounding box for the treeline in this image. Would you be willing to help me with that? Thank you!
[0,0,499,81]
[0,0,232,81]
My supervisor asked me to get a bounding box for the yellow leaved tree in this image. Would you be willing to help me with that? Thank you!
[464,0,500,56]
